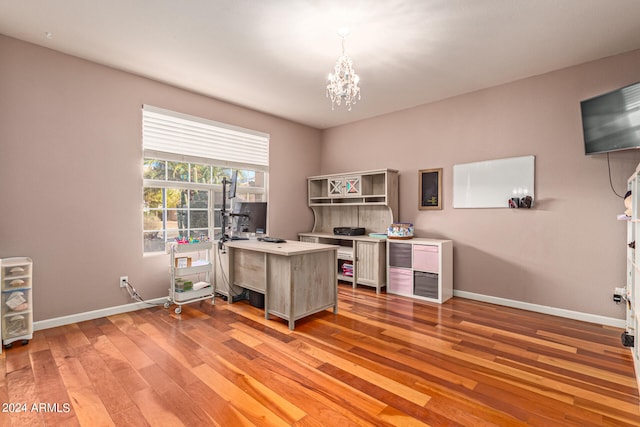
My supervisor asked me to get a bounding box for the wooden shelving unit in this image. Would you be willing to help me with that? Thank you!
[301,168,398,293]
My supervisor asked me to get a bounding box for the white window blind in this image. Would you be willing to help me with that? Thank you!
[142,105,269,170]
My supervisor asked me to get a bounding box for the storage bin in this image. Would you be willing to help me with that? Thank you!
[2,277,31,291]
[249,290,265,308]
[2,289,30,314]
[174,279,193,292]
[388,267,412,294]
[3,313,30,339]
[173,285,212,302]
[389,243,412,268]
[387,223,414,239]
[414,271,439,299]
[413,245,439,273]
[2,263,31,279]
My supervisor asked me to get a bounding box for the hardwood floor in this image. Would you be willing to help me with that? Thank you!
[2,284,640,426]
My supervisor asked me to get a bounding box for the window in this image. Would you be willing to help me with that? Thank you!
[142,106,269,253]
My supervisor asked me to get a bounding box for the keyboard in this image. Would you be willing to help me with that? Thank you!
[258,236,286,243]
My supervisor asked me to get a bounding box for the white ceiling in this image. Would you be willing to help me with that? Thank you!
[2,0,640,129]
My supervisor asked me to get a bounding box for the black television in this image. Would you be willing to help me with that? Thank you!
[581,82,640,155]
[232,202,267,234]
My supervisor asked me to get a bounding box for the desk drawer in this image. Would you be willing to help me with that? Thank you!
[413,245,439,273]
[388,267,412,294]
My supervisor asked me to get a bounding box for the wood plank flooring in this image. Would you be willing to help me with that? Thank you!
[2,284,640,426]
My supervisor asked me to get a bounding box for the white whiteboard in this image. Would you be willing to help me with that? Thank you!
[453,155,535,208]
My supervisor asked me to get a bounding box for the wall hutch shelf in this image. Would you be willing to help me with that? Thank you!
[300,169,398,293]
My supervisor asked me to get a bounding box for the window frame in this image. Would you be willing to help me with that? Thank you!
[142,160,267,254]
[141,106,269,254]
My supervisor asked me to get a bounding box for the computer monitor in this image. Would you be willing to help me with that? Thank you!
[232,202,267,234]
[228,170,238,199]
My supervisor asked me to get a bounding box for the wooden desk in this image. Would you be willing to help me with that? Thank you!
[223,239,338,330]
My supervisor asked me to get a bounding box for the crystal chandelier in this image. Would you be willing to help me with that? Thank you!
[326,31,360,111]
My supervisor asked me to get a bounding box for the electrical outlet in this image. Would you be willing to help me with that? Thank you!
[119,276,128,288]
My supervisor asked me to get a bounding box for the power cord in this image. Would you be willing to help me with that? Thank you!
[122,278,165,307]
[607,152,625,198]
[129,240,242,309]
[216,241,245,300]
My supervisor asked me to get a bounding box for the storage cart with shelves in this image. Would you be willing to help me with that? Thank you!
[165,241,214,314]
[1,257,33,348]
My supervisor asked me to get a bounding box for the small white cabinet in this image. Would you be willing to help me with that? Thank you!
[387,238,453,303]
[1,257,33,348]
[165,241,214,314]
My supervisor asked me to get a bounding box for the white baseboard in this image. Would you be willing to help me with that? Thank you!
[454,290,625,328]
[33,292,625,332]
[33,298,166,331]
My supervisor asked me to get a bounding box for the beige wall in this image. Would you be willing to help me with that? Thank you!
[321,49,640,319]
[0,35,321,321]
[3,32,640,323]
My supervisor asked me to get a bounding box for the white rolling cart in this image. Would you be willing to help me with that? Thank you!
[165,241,214,314]
[1,257,33,349]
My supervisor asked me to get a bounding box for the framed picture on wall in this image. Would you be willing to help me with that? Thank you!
[419,168,442,210]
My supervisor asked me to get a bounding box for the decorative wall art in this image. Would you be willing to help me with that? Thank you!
[419,168,442,210]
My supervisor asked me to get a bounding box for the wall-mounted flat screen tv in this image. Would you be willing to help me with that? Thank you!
[581,82,640,155]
